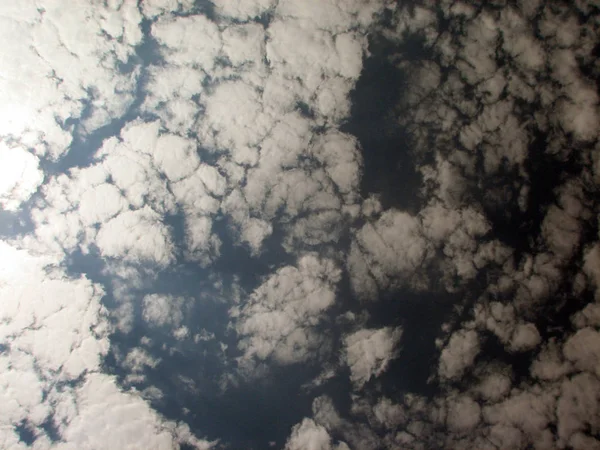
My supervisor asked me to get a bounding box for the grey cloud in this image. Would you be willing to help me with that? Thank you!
[344,326,403,389]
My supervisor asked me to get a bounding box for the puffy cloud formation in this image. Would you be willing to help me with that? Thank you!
[284,418,349,450]
[55,373,214,450]
[142,293,191,331]
[3,0,390,445]
[0,240,214,449]
[438,328,481,380]
[282,0,600,448]
[344,326,403,388]
[0,1,142,159]
[232,255,342,368]
[0,143,44,211]
[2,0,600,448]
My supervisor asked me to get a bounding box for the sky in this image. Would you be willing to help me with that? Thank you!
[0,0,599,449]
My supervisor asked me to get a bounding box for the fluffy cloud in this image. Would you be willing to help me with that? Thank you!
[152,14,221,71]
[0,240,212,448]
[0,143,43,211]
[4,0,600,448]
[0,1,142,159]
[142,293,190,330]
[284,419,342,450]
[55,373,215,450]
[347,210,430,298]
[438,328,481,380]
[447,395,481,433]
[344,326,402,388]
[96,207,175,267]
[0,242,108,380]
[212,0,277,21]
[232,255,341,368]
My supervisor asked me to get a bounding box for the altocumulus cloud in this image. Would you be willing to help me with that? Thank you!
[1,0,600,449]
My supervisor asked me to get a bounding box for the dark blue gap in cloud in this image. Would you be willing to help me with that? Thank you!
[474,129,585,264]
[15,421,36,446]
[0,205,36,239]
[173,0,216,19]
[365,288,458,399]
[124,349,319,449]
[211,215,296,288]
[341,34,427,213]
[69,212,311,448]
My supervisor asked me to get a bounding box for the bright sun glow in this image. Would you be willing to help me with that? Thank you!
[0,141,43,211]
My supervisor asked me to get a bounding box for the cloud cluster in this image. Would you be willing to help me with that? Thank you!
[3,0,395,443]
[285,418,350,450]
[0,240,213,449]
[0,142,44,211]
[231,254,342,369]
[3,0,599,448]
[344,326,402,388]
[284,0,600,448]
[24,117,229,272]
[0,2,142,160]
[140,0,388,259]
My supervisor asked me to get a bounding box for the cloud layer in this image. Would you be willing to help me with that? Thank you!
[1,0,599,448]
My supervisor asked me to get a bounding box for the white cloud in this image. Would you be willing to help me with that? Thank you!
[372,397,406,429]
[310,131,362,200]
[0,239,212,448]
[152,15,221,71]
[509,323,542,352]
[557,373,600,446]
[122,347,161,384]
[78,182,129,227]
[438,328,480,380]
[222,23,266,68]
[584,243,600,300]
[0,241,109,380]
[0,0,404,448]
[198,80,271,160]
[232,255,341,368]
[284,418,334,450]
[0,350,51,435]
[563,327,600,377]
[184,214,221,267]
[56,373,215,450]
[142,65,205,134]
[0,1,142,159]
[141,0,196,18]
[265,20,364,122]
[446,395,481,433]
[311,395,380,450]
[221,189,273,254]
[142,293,189,329]
[5,0,600,448]
[473,371,511,402]
[530,339,572,381]
[344,326,402,388]
[96,206,175,267]
[474,302,542,353]
[212,0,277,20]
[152,133,200,182]
[0,143,43,211]
[483,389,556,443]
[348,209,431,297]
